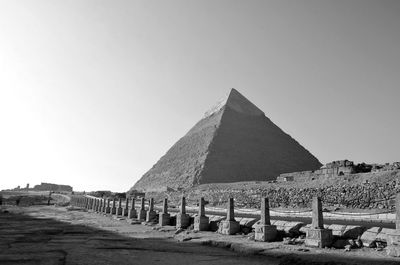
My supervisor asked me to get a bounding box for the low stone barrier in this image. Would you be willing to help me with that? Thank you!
[68,192,400,258]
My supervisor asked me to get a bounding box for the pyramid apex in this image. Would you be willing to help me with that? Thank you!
[226,88,265,116]
[203,88,264,118]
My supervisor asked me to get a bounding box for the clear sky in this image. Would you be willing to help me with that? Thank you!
[1,0,399,192]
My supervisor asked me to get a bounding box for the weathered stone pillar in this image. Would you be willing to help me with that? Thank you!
[305,197,333,248]
[218,198,240,235]
[146,198,157,222]
[105,198,111,214]
[194,197,209,231]
[159,198,170,226]
[254,197,277,242]
[91,198,95,211]
[98,199,103,213]
[123,198,129,216]
[111,198,117,215]
[128,198,137,219]
[116,198,123,216]
[137,197,146,221]
[93,199,98,212]
[397,193,400,230]
[176,196,190,229]
[102,198,106,212]
[387,193,400,257]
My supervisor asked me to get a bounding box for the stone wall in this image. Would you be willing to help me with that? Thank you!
[177,180,400,210]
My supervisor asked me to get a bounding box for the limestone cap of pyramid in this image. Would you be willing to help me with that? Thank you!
[203,88,264,118]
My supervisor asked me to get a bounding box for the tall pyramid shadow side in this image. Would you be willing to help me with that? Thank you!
[132,88,321,192]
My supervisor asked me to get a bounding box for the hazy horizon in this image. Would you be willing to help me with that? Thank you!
[1,0,399,192]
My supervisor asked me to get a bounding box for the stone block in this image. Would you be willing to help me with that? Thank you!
[146,210,157,222]
[342,225,366,239]
[299,223,311,234]
[176,213,190,229]
[254,224,277,242]
[218,220,240,235]
[159,213,171,226]
[111,207,116,215]
[117,207,123,216]
[387,246,400,257]
[387,230,400,257]
[105,207,111,214]
[128,208,137,219]
[361,227,382,247]
[194,215,209,231]
[209,216,225,232]
[305,228,333,248]
[137,209,146,221]
[387,230,400,245]
[123,208,128,217]
[326,224,346,237]
[239,218,258,228]
[376,228,396,243]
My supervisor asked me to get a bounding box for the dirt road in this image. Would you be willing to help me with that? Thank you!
[0,205,278,265]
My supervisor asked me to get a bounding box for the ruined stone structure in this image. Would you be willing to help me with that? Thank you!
[131,88,321,192]
[277,160,373,183]
[33,182,73,192]
[372,162,400,173]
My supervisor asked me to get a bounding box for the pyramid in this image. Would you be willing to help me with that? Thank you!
[131,89,322,192]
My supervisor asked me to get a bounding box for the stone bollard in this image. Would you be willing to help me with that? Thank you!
[123,198,129,216]
[146,198,157,222]
[105,199,111,214]
[387,193,400,257]
[116,198,123,216]
[137,197,147,221]
[218,198,240,235]
[254,197,277,242]
[95,198,99,211]
[111,198,117,215]
[305,197,333,248]
[176,196,190,229]
[159,198,171,226]
[102,198,107,213]
[128,198,137,219]
[194,197,209,231]
[94,199,98,212]
[85,198,90,209]
[98,199,103,213]
[91,198,96,211]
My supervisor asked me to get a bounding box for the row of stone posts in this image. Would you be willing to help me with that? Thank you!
[69,195,333,246]
[70,194,400,255]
